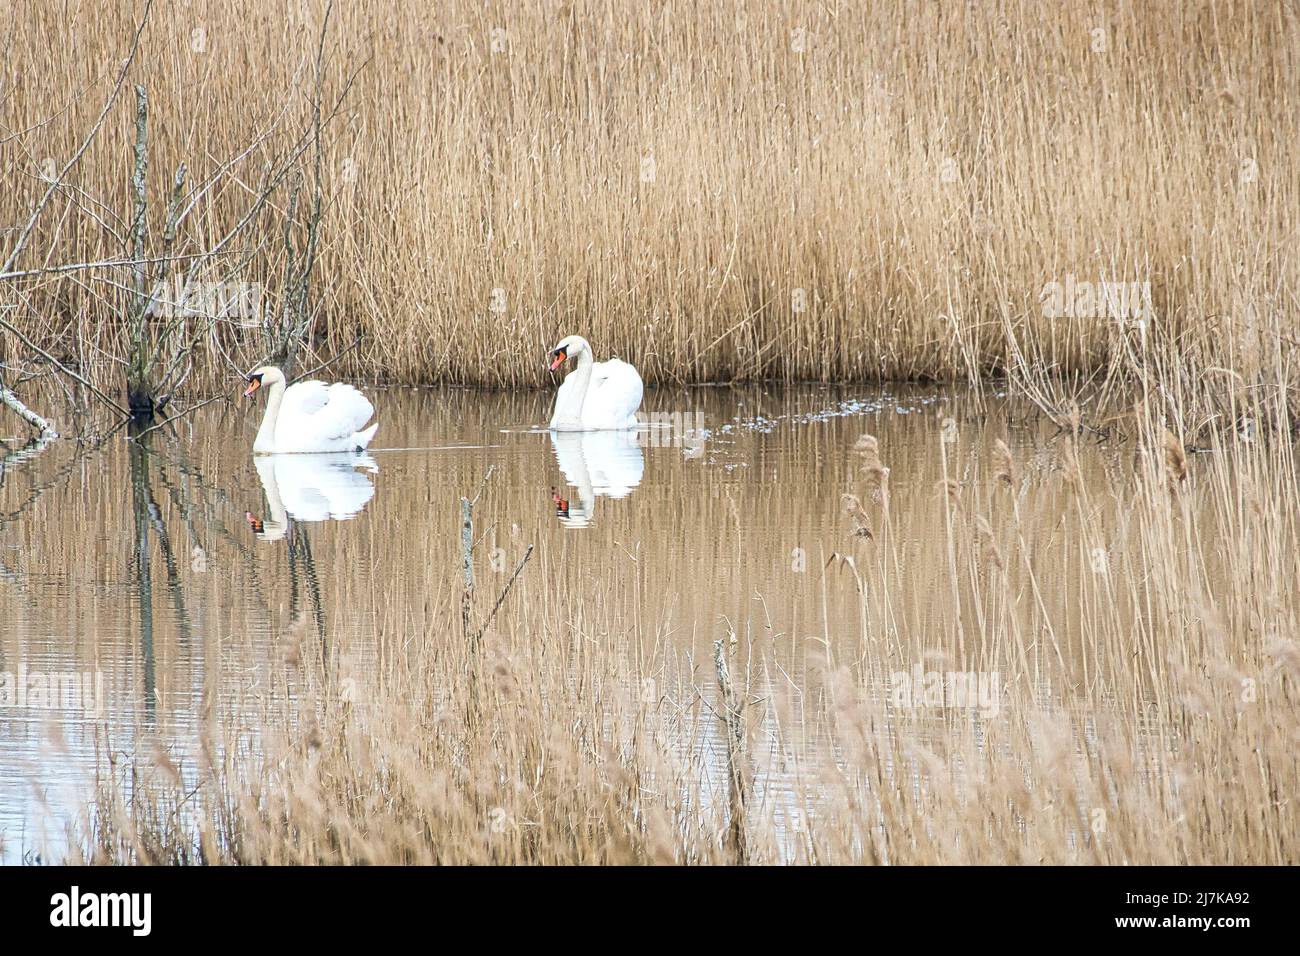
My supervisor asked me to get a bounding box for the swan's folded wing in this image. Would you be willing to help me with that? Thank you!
[588,359,644,427]
[280,380,331,417]
[589,359,625,388]
[323,383,375,435]
[281,380,375,444]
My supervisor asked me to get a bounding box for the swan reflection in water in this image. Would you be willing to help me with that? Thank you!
[548,430,643,528]
[246,452,378,540]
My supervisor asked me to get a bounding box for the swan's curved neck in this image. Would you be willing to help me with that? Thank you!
[253,377,287,454]
[553,349,594,427]
[253,457,289,540]
[551,433,597,526]
[571,449,596,522]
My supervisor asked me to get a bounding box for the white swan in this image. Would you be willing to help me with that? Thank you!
[547,335,643,431]
[549,430,644,528]
[246,452,377,541]
[244,366,378,453]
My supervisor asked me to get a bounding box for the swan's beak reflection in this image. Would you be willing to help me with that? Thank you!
[243,378,261,398]
[551,487,570,517]
[245,511,266,534]
[548,431,643,529]
[548,349,567,372]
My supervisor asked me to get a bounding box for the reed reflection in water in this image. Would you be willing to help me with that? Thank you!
[0,383,1294,863]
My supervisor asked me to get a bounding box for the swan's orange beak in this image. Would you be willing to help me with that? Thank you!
[549,349,567,372]
[243,378,260,398]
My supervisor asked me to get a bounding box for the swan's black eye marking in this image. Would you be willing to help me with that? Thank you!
[248,372,264,383]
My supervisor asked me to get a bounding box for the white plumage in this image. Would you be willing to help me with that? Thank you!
[549,430,644,528]
[245,366,379,454]
[249,453,377,540]
[547,335,643,430]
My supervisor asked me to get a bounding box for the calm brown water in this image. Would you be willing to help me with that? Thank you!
[0,383,1214,862]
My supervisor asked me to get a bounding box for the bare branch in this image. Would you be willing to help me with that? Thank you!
[0,376,58,438]
[0,314,130,417]
[0,0,153,276]
[128,393,228,442]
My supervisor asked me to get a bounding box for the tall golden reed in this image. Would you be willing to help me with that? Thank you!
[1,0,1295,407]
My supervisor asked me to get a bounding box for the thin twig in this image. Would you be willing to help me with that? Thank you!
[0,250,234,283]
[129,393,229,441]
[469,465,496,508]
[476,545,535,640]
[0,0,153,276]
[0,314,130,417]
[289,336,364,385]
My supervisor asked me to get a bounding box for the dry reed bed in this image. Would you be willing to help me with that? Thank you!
[62,409,1299,865]
[1,0,1296,422]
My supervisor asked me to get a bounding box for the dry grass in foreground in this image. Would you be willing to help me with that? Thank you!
[1,0,1297,422]
[74,411,1299,865]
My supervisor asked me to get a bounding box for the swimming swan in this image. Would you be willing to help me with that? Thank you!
[244,366,378,454]
[547,335,643,431]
